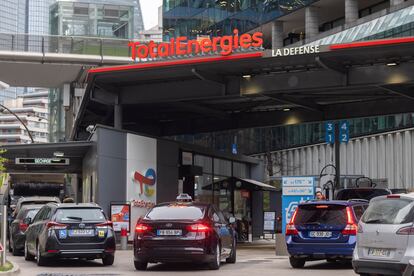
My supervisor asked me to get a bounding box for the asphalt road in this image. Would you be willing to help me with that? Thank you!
[8,248,358,276]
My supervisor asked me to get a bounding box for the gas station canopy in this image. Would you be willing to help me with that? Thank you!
[72,37,414,140]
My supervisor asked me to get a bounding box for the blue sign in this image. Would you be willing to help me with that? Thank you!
[282,177,315,234]
[325,122,335,144]
[232,143,237,154]
[339,121,349,143]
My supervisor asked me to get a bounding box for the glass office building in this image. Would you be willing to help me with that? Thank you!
[163,0,317,40]
[50,0,136,38]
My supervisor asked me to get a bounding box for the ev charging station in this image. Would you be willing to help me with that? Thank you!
[281,177,315,234]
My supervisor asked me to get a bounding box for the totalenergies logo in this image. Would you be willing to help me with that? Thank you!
[128,29,263,60]
[132,169,156,197]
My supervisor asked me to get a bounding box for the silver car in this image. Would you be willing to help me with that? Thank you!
[353,194,414,275]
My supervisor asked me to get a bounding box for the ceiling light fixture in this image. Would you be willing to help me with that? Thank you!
[386,62,398,66]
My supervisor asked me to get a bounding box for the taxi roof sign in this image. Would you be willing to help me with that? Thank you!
[176,193,192,203]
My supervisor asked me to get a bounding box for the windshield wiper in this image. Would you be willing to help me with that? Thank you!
[303,222,321,225]
[65,216,83,221]
[364,218,383,224]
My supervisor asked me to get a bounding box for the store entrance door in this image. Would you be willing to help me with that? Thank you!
[234,189,251,242]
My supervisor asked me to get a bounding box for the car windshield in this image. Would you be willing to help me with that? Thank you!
[146,205,205,220]
[55,208,106,223]
[295,205,347,226]
[336,189,390,200]
[362,198,414,225]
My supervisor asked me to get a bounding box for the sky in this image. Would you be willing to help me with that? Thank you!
[140,0,163,30]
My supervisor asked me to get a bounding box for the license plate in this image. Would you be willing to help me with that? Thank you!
[368,248,390,257]
[309,231,332,238]
[157,229,182,236]
[68,229,95,237]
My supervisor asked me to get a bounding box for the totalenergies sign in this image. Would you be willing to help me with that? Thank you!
[132,168,156,197]
[128,29,264,60]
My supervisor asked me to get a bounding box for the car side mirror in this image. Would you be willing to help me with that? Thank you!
[23,217,32,225]
[229,217,236,224]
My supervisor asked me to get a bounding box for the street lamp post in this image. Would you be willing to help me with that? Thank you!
[0,104,35,143]
[0,81,35,143]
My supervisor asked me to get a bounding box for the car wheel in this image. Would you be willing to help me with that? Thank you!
[102,254,114,266]
[36,243,46,266]
[12,242,21,256]
[24,241,34,261]
[326,259,336,263]
[209,243,221,270]
[134,260,148,271]
[226,239,236,264]
[289,256,305,269]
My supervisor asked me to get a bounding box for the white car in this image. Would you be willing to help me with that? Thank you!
[353,193,414,275]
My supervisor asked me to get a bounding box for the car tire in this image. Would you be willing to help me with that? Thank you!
[12,242,21,256]
[36,243,46,266]
[209,243,221,270]
[289,257,305,269]
[24,241,34,261]
[134,260,148,271]
[326,259,336,263]
[226,239,236,264]
[102,254,114,266]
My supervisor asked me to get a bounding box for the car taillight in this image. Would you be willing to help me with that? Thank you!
[396,226,414,235]
[96,221,113,228]
[19,221,28,232]
[187,223,210,232]
[342,207,357,235]
[285,208,299,236]
[46,221,67,230]
[135,223,151,234]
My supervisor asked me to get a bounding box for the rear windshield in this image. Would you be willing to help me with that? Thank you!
[295,205,347,226]
[336,189,390,200]
[146,205,205,220]
[55,208,106,223]
[17,208,40,219]
[362,198,414,225]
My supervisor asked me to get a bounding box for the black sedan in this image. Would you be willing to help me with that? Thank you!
[24,203,116,266]
[9,205,41,255]
[133,194,237,270]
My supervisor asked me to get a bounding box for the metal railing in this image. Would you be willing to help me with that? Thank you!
[0,33,138,58]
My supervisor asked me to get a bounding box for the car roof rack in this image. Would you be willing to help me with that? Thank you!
[347,199,369,203]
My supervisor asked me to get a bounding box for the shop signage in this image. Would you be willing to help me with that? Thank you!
[126,133,157,240]
[16,157,70,165]
[128,29,264,60]
[110,203,130,232]
[272,45,320,57]
[281,177,315,234]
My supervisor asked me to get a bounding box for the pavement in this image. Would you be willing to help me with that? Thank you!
[7,247,358,276]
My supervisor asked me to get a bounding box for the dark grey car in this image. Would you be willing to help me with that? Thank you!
[24,203,116,266]
[9,205,41,255]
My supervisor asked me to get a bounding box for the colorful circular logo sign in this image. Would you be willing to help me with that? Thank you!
[133,168,156,197]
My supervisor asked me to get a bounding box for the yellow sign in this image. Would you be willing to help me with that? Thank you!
[98,230,105,238]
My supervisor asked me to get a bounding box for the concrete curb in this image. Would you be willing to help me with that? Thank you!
[0,261,20,276]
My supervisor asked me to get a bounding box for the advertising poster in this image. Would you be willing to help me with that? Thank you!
[281,177,315,235]
[110,204,130,232]
[263,211,276,232]
[126,134,157,240]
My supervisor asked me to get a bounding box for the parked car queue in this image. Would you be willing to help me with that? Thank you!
[286,187,414,276]
[8,194,237,270]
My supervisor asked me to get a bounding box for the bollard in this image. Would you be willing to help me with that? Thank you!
[120,227,128,250]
